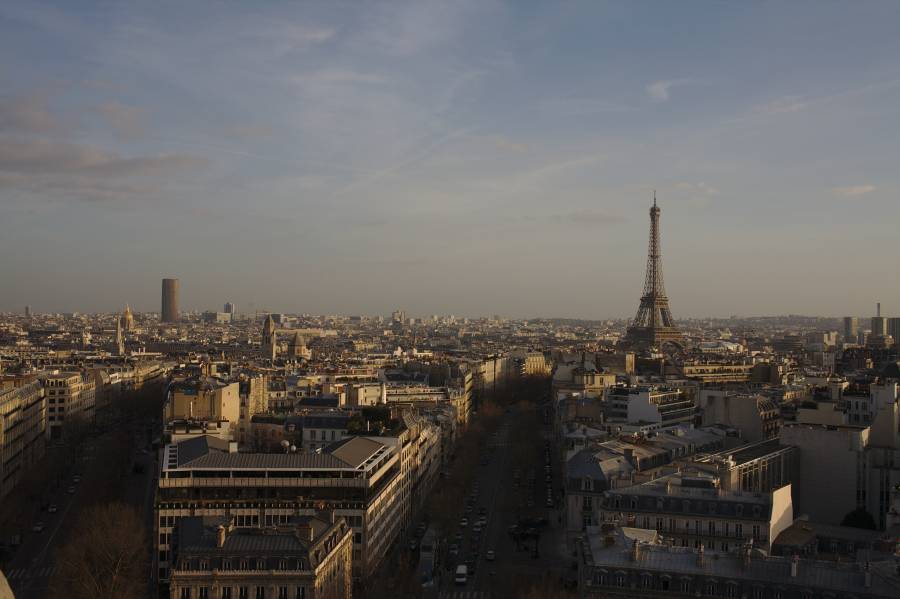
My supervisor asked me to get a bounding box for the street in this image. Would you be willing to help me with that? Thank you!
[3,426,158,599]
[434,401,570,598]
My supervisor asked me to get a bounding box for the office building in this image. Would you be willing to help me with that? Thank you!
[162,278,180,323]
[224,302,236,315]
[888,317,900,346]
[603,385,696,429]
[843,316,858,341]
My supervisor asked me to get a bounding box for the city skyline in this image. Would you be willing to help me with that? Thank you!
[2,2,900,317]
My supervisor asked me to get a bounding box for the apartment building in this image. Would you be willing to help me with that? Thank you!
[700,390,782,442]
[0,380,45,500]
[169,513,352,599]
[597,471,793,553]
[578,525,900,599]
[166,377,241,436]
[39,370,96,439]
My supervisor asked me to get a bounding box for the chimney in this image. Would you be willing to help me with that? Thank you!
[696,543,705,568]
[295,521,315,543]
[216,525,226,548]
[790,554,799,578]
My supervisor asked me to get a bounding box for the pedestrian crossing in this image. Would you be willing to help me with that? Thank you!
[438,592,491,599]
[4,566,55,580]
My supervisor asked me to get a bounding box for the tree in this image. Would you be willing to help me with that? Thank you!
[49,503,149,599]
[841,507,877,530]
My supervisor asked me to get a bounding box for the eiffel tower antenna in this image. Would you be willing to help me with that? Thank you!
[623,194,683,350]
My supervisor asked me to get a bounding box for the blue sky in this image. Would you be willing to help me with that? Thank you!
[1,1,899,318]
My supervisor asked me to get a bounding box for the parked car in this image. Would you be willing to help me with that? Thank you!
[47,504,58,514]
[66,486,76,494]
[486,549,495,561]
[32,522,45,533]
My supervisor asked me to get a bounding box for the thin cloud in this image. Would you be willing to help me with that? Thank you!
[833,184,876,198]
[97,101,144,139]
[757,95,808,115]
[646,79,691,102]
[0,93,61,134]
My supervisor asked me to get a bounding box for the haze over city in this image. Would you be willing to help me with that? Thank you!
[1,0,899,318]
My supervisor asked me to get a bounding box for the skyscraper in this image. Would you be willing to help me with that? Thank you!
[843,316,858,341]
[888,318,900,346]
[871,302,887,337]
[161,278,180,323]
[224,302,235,315]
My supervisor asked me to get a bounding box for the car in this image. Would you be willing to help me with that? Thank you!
[464,505,473,514]
[486,549,495,561]
[449,543,459,557]
[67,486,76,494]
[409,539,418,551]
[473,523,482,533]
[72,476,81,484]
[32,522,45,533]
[478,507,487,516]
[526,499,534,507]
[459,518,468,528]
[48,504,58,514]
[546,499,554,507]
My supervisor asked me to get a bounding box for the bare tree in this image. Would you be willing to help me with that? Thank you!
[49,503,149,599]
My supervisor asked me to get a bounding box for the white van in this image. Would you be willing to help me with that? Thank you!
[455,564,468,585]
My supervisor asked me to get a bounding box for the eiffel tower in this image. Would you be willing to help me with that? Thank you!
[624,193,684,349]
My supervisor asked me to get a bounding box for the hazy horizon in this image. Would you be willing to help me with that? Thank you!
[2,2,899,318]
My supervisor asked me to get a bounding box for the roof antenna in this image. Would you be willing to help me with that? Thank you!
[653,189,657,207]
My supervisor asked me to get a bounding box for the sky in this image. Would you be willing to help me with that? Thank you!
[1,1,899,319]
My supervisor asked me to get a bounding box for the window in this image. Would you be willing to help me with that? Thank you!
[180,589,191,599]
[752,525,761,540]
[199,560,208,571]
[616,573,625,587]
[735,523,743,538]
[641,574,652,589]
[256,587,266,599]
[256,559,266,570]
[222,559,231,570]
[239,559,248,570]
[708,521,716,535]
[295,588,306,599]
[199,588,209,599]
[279,559,287,570]
[724,583,736,598]
[222,589,232,599]
[680,579,691,593]
[278,587,289,599]
[238,588,249,599]
[705,581,716,596]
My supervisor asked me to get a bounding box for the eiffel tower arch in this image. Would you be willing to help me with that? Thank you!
[623,194,684,350]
